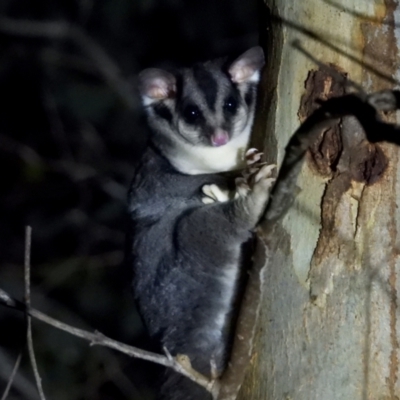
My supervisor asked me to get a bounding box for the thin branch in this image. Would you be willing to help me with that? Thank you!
[0,352,23,400]
[0,288,214,394]
[24,227,46,400]
[0,17,136,109]
[217,239,267,400]
[24,227,32,305]
[271,14,397,85]
[324,0,400,27]
[163,348,220,398]
[0,348,40,400]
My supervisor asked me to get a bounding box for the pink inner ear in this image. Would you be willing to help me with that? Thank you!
[229,64,255,83]
[228,46,264,84]
[139,68,176,100]
[147,79,174,99]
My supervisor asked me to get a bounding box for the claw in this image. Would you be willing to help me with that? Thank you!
[245,148,259,157]
[245,149,264,166]
[254,164,276,183]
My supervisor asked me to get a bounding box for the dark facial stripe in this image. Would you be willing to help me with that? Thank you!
[152,103,173,123]
[244,85,255,107]
[192,64,218,111]
[222,86,240,121]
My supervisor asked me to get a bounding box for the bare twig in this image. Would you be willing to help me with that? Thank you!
[271,14,397,85]
[217,239,267,400]
[24,227,32,305]
[0,351,23,400]
[0,348,41,400]
[0,288,214,393]
[163,348,219,397]
[0,17,136,109]
[23,227,47,400]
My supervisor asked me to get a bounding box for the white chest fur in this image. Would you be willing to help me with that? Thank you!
[168,128,251,174]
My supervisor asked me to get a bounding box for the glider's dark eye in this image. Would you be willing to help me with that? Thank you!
[182,104,201,124]
[223,96,238,114]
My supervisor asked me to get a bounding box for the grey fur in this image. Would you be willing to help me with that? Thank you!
[128,47,268,400]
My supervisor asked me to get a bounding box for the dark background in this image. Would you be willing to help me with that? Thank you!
[0,1,261,399]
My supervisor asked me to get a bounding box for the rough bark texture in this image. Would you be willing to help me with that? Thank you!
[239,1,400,399]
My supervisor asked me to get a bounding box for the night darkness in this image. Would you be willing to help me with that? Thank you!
[0,1,261,399]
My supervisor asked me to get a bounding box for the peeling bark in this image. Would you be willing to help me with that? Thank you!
[238,1,400,399]
[299,67,345,176]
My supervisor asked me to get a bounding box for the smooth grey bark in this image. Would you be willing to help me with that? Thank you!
[239,1,400,399]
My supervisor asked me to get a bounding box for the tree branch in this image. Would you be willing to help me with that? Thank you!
[0,351,23,400]
[23,226,47,400]
[0,288,215,394]
[217,239,267,400]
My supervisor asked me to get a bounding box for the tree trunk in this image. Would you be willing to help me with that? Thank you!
[240,1,400,399]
